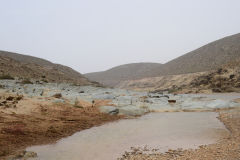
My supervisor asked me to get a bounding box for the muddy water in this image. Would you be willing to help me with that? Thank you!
[27,112,228,160]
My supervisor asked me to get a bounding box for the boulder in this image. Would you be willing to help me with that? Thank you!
[205,100,230,109]
[52,99,65,104]
[168,100,176,103]
[99,106,119,115]
[92,94,115,100]
[52,93,62,98]
[148,104,175,112]
[118,106,147,116]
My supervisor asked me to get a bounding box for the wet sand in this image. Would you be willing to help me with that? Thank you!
[27,112,228,160]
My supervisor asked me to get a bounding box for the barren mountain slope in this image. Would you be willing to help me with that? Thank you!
[0,51,90,85]
[152,33,240,76]
[85,63,162,87]
[86,33,240,87]
[116,72,206,92]
[117,59,240,93]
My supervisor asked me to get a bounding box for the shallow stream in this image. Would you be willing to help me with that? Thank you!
[27,112,228,160]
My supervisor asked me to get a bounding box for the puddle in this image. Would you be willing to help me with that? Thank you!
[27,112,228,160]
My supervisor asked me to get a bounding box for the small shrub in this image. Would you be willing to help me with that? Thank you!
[212,88,222,93]
[41,79,48,83]
[168,88,179,93]
[224,87,236,93]
[0,74,14,80]
[52,93,62,98]
[0,150,9,157]
[21,79,33,84]
[73,105,83,109]
[229,74,235,79]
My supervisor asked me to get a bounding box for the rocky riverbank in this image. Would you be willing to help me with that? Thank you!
[1,80,239,116]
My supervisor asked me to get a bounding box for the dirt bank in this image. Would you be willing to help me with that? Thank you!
[0,93,122,159]
[119,107,240,160]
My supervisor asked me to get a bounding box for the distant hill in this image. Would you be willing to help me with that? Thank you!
[0,50,91,85]
[85,63,162,87]
[86,33,240,87]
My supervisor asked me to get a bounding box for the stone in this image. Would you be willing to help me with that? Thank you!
[168,100,176,103]
[98,106,119,115]
[92,94,115,100]
[52,99,65,104]
[52,93,62,98]
[23,151,37,159]
[6,96,14,101]
[7,151,37,160]
[212,88,222,93]
[205,99,230,109]
[118,106,147,116]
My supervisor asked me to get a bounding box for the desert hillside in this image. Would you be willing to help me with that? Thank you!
[0,50,90,85]
[86,33,240,87]
[152,33,240,76]
[85,63,162,87]
[116,72,206,92]
[117,59,240,93]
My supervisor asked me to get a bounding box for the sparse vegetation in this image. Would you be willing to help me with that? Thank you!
[0,74,14,80]
[41,79,48,83]
[21,79,33,84]
[73,104,84,109]
[52,93,62,99]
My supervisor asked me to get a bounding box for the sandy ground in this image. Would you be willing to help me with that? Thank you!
[0,93,122,159]
[119,107,240,160]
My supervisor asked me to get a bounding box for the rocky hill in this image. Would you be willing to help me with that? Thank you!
[0,50,91,85]
[86,33,240,87]
[151,33,240,76]
[117,58,240,93]
[85,63,162,87]
[116,72,206,92]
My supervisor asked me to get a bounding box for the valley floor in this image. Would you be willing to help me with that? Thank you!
[0,81,240,160]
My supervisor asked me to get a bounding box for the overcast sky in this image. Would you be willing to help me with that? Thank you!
[0,0,240,73]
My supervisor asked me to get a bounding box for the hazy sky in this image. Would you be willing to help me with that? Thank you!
[0,0,240,73]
